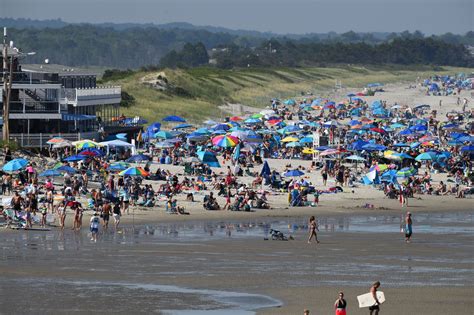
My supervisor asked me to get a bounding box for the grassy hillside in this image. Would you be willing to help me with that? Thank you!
[104,65,470,125]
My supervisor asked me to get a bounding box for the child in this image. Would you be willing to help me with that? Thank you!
[90,212,100,242]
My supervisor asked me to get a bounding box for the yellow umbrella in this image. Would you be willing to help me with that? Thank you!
[302,148,317,154]
[281,136,299,143]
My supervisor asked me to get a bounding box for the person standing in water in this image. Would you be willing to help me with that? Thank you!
[369,281,381,315]
[405,212,413,243]
[334,291,347,315]
[308,216,320,244]
[90,212,100,242]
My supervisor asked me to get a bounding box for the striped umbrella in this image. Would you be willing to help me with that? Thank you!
[118,167,149,177]
[212,135,239,148]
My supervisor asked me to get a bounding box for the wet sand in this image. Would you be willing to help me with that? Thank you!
[1,211,472,314]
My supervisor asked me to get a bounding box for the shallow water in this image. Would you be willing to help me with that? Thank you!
[0,211,473,313]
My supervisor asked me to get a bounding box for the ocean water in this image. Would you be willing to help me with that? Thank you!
[0,211,472,313]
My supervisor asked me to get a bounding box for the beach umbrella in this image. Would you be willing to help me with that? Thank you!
[345,155,366,162]
[163,115,186,123]
[212,123,232,131]
[229,116,243,122]
[245,135,264,144]
[393,142,410,148]
[461,145,474,152]
[456,136,474,143]
[393,153,413,160]
[320,148,343,156]
[46,137,67,145]
[299,136,314,144]
[212,135,239,148]
[63,155,87,162]
[154,131,174,139]
[56,165,77,174]
[362,143,387,151]
[284,169,304,177]
[108,162,130,171]
[72,139,99,149]
[397,167,416,178]
[172,123,193,130]
[197,151,221,167]
[302,148,317,154]
[390,123,406,129]
[126,154,151,162]
[281,136,299,143]
[203,119,218,125]
[3,158,29,172]
[79,148,105,157]
[119,167,149,177]
[244,118,262,124]
[155,142,175,149]
[39,169,62,177]
[284,99,296,105]
[370,128,386,134]
[415,152,436,161]
[52,141,72,149]
[286,141,301,147]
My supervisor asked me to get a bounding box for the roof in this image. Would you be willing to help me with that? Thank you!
[22,64,99,77]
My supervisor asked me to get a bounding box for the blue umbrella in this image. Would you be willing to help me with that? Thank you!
[415,152,436,161]
[362,143,387,151]
[2,158,28,172]
[284,169,305,177]
[39,169,62,177]
[284,99,296,105]
[173,123,194,130]
[461,145,474,152]
[299,136,314,144]
[163,115,186,123]
[393,142,410,147]
[212,123,231,131]
[197,151,220,168]
[63,155,87,162]
[56,165,77,174]
[244,118,261,124]
[126,154,151,162]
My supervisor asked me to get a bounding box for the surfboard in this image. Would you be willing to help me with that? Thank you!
[357,291,385,308]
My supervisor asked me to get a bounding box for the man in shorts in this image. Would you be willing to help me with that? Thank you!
[101,200,111,229]
[90,212,100,242]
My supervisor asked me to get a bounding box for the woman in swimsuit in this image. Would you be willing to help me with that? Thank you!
[334,291,347,315]
[308,216,320,244]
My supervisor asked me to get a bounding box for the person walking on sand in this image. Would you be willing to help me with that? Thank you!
[369,281,381,315]
[308,216,320,244]
[405,212,413,243]
[334,291,347,315]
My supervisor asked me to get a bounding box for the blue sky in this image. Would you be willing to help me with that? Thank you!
[1,0,472,34]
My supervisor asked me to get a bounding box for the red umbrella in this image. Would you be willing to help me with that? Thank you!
[230,116,243,122]
[370,127,386,134]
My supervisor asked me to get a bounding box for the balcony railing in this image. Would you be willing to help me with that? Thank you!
[7,101,61,114]
[63,86,121,106]
[3,132,99,148]
[1,71,60,85]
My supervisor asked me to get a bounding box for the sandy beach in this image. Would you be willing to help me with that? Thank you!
[1,81,473,314]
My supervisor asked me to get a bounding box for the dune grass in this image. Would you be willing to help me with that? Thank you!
[105,65,470,125]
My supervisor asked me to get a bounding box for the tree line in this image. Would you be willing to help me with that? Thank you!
[208,38,473,69]
[6,23,474,69]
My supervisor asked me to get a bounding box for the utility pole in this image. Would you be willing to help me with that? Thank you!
[2,27,11,143]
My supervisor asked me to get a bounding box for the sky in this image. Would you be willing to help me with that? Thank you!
[1,0,472,35]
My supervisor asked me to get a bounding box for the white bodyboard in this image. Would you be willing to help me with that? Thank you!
[357,291,385,308]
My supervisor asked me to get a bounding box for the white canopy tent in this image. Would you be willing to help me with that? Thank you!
[99,139,136,155]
